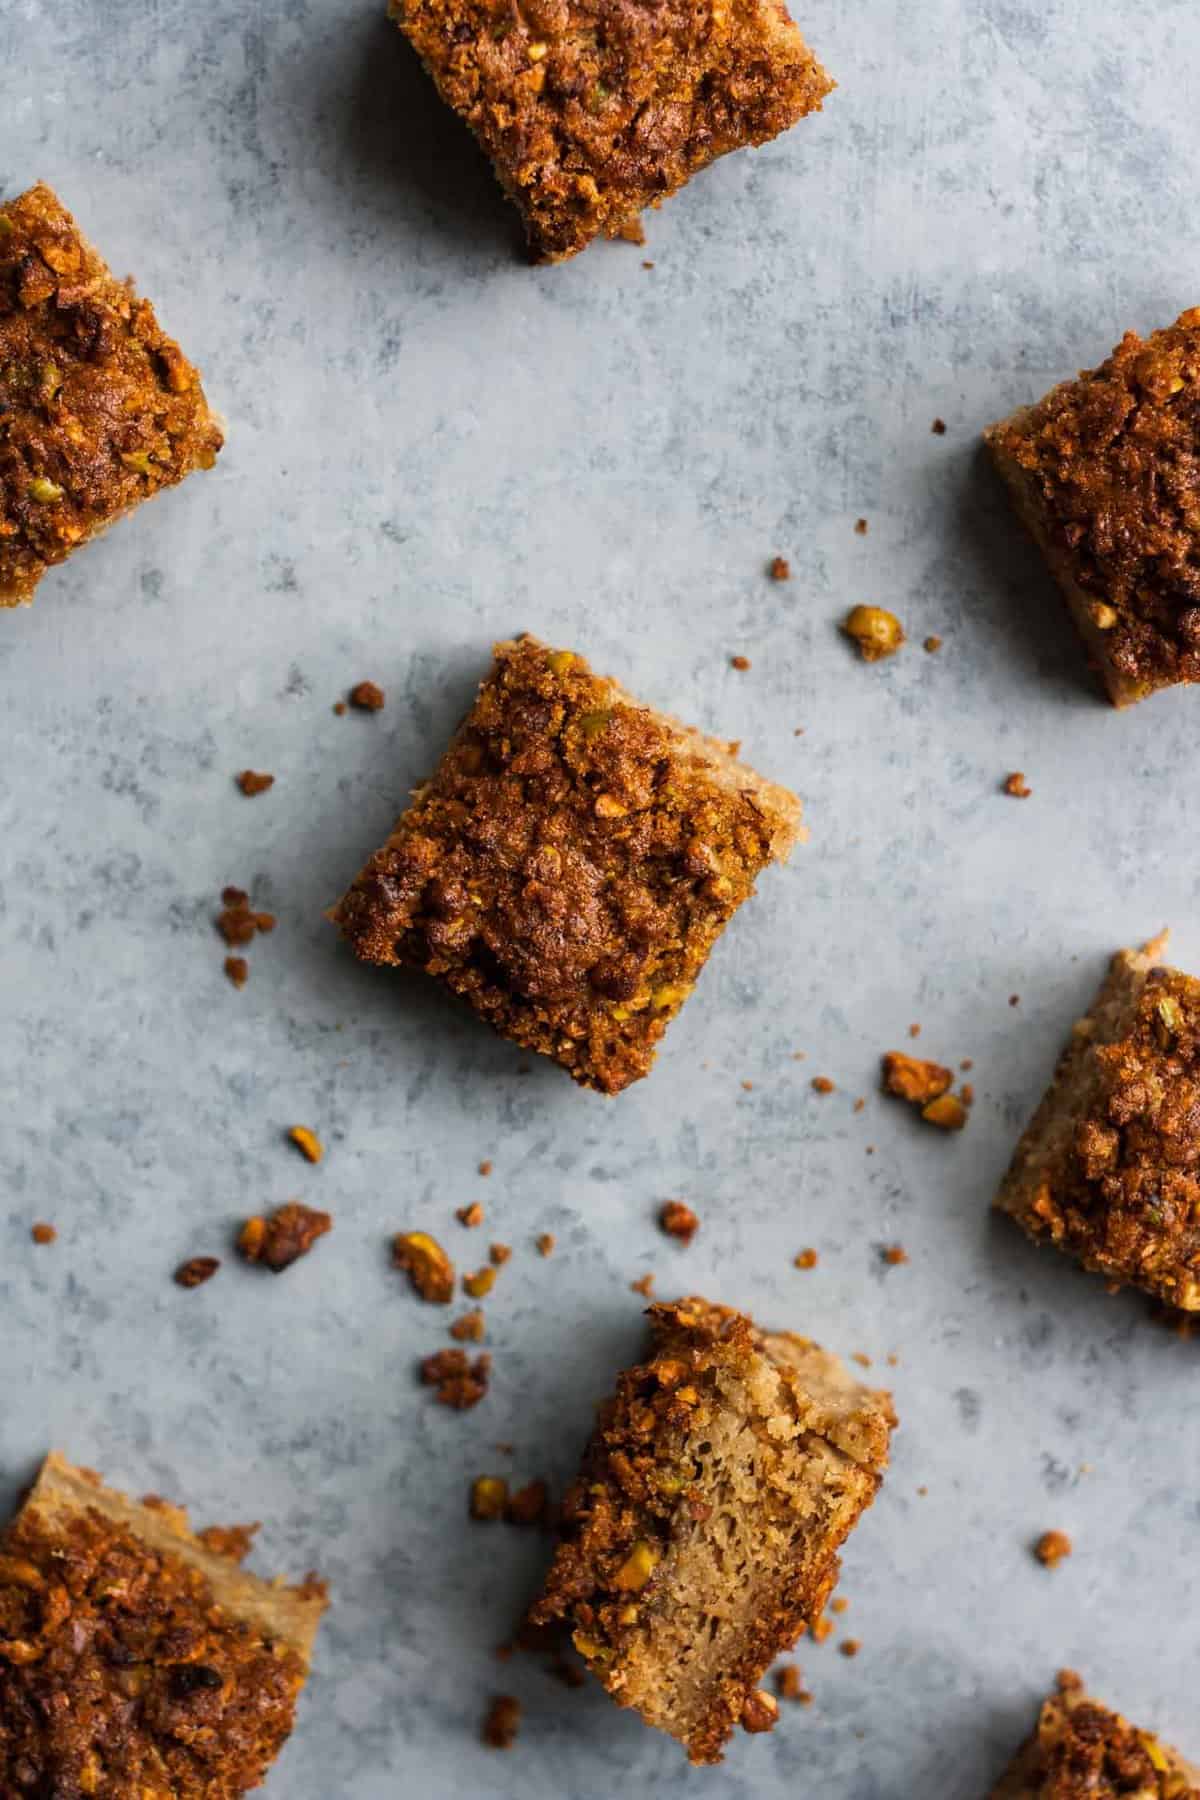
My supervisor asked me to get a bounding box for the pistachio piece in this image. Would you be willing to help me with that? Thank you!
[545,649,575,675]
[613,1539,660,1592]
[27,477,64,504]
[470,1476,509,1521]
[842,604,905,662]
[921,1093,968,1131]
[120,450,156,476]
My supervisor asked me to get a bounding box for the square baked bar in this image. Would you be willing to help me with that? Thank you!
[996,935,1200,1312]
[332,636,802,1094]
[390,0,832,262]
[991,1671,1198,1799]
[526,1298,894,1764]
[986,309,1200,706]
[0,183,223,607]
[0,1451,325,1796]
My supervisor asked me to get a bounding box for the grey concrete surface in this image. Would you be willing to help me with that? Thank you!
[3,0,1200,1793]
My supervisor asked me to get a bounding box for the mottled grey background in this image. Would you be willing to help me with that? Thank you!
[3,0,1200,1793]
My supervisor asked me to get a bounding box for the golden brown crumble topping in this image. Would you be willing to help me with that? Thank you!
[332,637,801,1094]
[994,1671,1198,1799]
[390,0,831,263]
[0,183,222,607]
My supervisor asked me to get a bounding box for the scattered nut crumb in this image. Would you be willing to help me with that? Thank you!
[811,1615,833,1644]
[961,1082,975,1106]
[882,1245,909,1266]
[31,1222,56,1245]
[741,1079,754,1092]
[470,1476,509,1521]
[216,887,274,947]
[659,1200,699,1245]
[1010,994,1020,1007]
[288,1125,324,1164]
[921,1093,969,1131]
[478,1160,493,1177]
[840,1639,861,1658]
[641,259,654,270]
[630,1272,656,1297]
[831,1597,849,1614]
[450,1309,486,1342]
[332,701,347,716]
[960,1058,974,1071]
[536,1233,555,1257]
[482,1694,521,1749]
[931,418,947,435]
[730,654,751,671]
[740,1690,779,1735]
[236,770,275,797]
[775,1664,809,1702]
[1035,1530,1073,1569]
[1004,771,1033,799]
[457,1202,484,1228]
[923,636,942,654]
[506,1479,549,1527]
[174,1256,220,1289]
[811,1075,835,1095]
[854,518,868,535]
[794,1249,819,1270]
[465,1266,497,1299]
[882,1051,952,1106]
[768,556,791,581]
[853,1096,866,1113]
[842,605,904,662]
[617,216,645,244]
[224,955,248,989]
[421,1348,491,1410]
[851,1352,872,1368]
[489,1243,511,1267]
[238,1202,331,1273]
[349,680,385,712]
[393,1231,455,1303]
[908,1023,921,1039]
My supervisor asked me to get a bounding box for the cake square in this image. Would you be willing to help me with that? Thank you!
[332,636,802,1094]
[996,934,1200,1312]
[985,309,1200,707]
[526,1297,894,1764]
[0,1452,326,1796]
[990,1671,1198,1798]
[389,0,833,262]
[0,183,223,607]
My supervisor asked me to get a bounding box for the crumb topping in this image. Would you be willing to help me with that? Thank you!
[1011,1675,1198,1798]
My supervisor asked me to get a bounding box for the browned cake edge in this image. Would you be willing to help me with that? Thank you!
[989,1675,1199,1799]
[984,404,1150,707]
[995,936,1162,1237]
[21,1452,326,1664]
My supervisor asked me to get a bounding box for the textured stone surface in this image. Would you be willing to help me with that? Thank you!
[3,1,1200,1794]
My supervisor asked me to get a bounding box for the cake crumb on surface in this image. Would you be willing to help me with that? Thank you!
[1034,1530,1073,1569]
[421,1348,491,1410]
[794,1248,818,1270]
[482,1695,521,1749]
[238,1203,331,1273]
[768,556,791,581]
[224,955,249,988]
[288,1125,324,1164]
[660,1200,699,1244]
[349,680,385,711]
[237,770,275,797]
[31,1222,56,1245]
[1004,771,1033,798]
[456,1202,484,1228]
[174,1256,220,1289]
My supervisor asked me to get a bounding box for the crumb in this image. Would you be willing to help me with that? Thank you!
[421,1348,491,1410]
[811,1076,835,1094]
[641,260,654,270]
[450,1308,486,1342]
[482,1695,521,1749]
[839,1639,861,1658]
[740,1691,779,1735]
[478,1160,493,1177]
[536,1233,556,1257]
[882,1051,952,1106]
[960,1058,973,1071]
[349,680,385,712]
[730,654,751,671]
[920,1093,969,1131]
[216,887,273,948]
[659,1200,699,1245]
[886,1353,899,1367]
[224,955,249,989]
[853,1097,866,1113]
[1004,771,1033,798]
[961,1082,975,1106]
[470,1476,509,1521]
[794,1249,818,1270]
[332,701,347,715]
[830,1598,848,1615]
[917,1485,928,1497]
[617,217,646,244]
[1034,1530,1073,1569]
[31,1222,56,1245]
[195,1523,259,1563]
[768,556,791,581]
[866,1145,876,1155]
[465,1266,497,1299]
[792,1050,806,1060]
[741,1079,754,1091]
[908,1023,921,1038]
[174,1256,220,1289]
[851,1353,872,1368]
[931,418,947,435]
[489,1243,511,1266]
[630,1272,656,1297]
[506,1479,549,1527]
[393,1231,455,1303]
[854,518,868,535]
[882,1245,909,1266]
[287,1125,324,1164]
[456,1202,485,1228]
[775,1664,809,1702]
[1009,994,1020,1007]
[842,605,904,661]
[923,636,942,654]
[238,1202,332,1273]
[811,1615,833,1644]
[236,770,275,797]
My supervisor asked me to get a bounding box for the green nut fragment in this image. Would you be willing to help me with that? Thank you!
[546,649,575,676]
[40,361,61,399]
[579,707,613,739]
[27,477,64,504]
[121,451,156,476]
[0,215,13,240]
[651,981,691,1013]
[1156,994,1183,1043]
[613,1539,660,1592]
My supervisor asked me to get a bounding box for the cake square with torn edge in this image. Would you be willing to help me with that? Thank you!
[525,1297,894,1764]
[331,637,802,1095]
[996,933,1200,1313]
[985,309,1200,707]
[989,1670,1198,1798]
[389,0,833,263]
[0,1451,326,1797]
[0,183,223,608]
